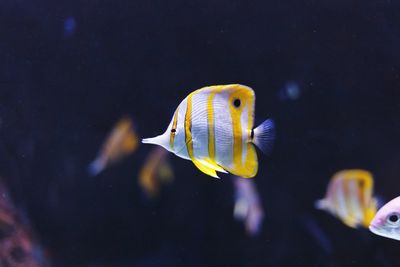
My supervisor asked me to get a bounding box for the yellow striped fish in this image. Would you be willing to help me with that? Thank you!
[88,117,139,176]
[138,147,174,198]
[142,84,275,178]
[315,169,378,228]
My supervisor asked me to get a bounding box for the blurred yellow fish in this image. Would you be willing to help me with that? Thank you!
[315,169,378,228]
[89,117,138,176]
[142,84,275,178]
[138,147,174,198]
[233,176,264,236]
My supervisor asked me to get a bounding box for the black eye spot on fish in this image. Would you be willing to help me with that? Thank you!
[171,129,176,133]
[250,129,254,140]
[389,214,399,223]
[233,98,241,108]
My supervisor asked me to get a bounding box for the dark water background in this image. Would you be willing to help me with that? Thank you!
[1,1,400,266]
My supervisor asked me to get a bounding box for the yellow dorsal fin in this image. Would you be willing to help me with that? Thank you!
[192,159,219,178]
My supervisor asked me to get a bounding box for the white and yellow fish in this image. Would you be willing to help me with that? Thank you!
[142,84,274,178]
[138,147,174,198]
[88,117,139,176]
[315,169,378,228]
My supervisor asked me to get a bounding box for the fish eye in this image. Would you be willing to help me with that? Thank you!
[386,213,400,226]
[233,98,241,108]
[389,214,399,223]
[171,128,176,133]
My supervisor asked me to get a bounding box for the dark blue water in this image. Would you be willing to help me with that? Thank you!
[1,1,400,266]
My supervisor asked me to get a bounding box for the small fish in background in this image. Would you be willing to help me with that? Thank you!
[142,84,275,179]
[277,81,301,101]
[0,180,49,267]
[88,117,139,176]
[233,177,264,236]
[64,16,77,37]
[369,196,400,241]
[315,169,378,228]
[138,147,174,198]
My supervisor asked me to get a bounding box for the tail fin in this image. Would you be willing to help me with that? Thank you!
[252,119,275,154]
[88,158,105,176]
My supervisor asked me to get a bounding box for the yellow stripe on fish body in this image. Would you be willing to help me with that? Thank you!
[207,86,224,163]
[340,170,375,227]
[184,93,194,158]
[169,107,179,149]
[225,86,258,178]
[183,88,220,178]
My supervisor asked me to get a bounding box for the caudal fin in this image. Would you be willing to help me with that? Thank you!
[252,119,275,154]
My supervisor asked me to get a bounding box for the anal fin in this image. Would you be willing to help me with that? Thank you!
[192,159,220,178]
[199,159,228,173]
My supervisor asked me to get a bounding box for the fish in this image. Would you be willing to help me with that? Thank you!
[142,84,275,178]
[138,147,174,198]
[369,196,400,241]
[315,169,378,228]
[233,176,264,236]
[88,117,139,176]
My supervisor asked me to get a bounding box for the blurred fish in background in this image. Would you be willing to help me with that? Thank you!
[138,147,174,199]
[315,169,378,228]
[0,180,49,267]
[369,196,400,241]
[88,117,139,176]
[277,81,301,101]
[63,16,77,38]
[233,176,264,236]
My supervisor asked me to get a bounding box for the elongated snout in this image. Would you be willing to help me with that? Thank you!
[142,132,170,150]
[142,136,161,145]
